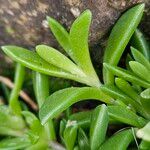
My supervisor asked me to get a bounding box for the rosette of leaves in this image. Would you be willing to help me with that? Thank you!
[1,3,150,150]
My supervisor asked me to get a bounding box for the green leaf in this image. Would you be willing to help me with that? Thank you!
[36,45,85,77]
[131,29,150,60]
[140,140,150,150]
[137,121,150,142]
[47,16,71,54]
[59,119,67,144]
[90,105,109,150]
[0,136,31,150]
[108,106,147,127]
[103,4,145,84]
[39,87,114,125]
[115,78,140,103]
[64,122,78,150]
[69,10,100,86]
[129,61,150,82]
[103,63,150,88]
[131,47,150,70]
[78,128,90,150]
[141,88,150,99]
[99,129,134,150]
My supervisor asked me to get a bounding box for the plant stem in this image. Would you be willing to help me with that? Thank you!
[9,63,25,115]
[33,72,56,140]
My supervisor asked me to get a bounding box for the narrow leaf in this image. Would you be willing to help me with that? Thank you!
[131,29,150,60]
[39,87,114,125]
[99,129,134,150]
[90,104,109,150]
[104,63,150,88]
[103,4,145,84]
[129,61,150,82]
[47,16,71,54]
[69,10,100,85]
[36,45,85,77]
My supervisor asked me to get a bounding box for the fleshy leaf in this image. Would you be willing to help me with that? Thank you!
[99,129,134,150]
[90,104,109,150]
[36,45,85,77]
[69,10,100,85]
[39,87,114,125]
[47,16,71,54]
[103,4,145,84]
[103,63,150,88]
[129,61,150,82]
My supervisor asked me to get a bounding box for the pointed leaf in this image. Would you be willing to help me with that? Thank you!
[47,16,71,54]
[131,47,150,70]
[39,87,114,125]
[103,4,145,84]
[99,129,134,150]
[129,61,150,82]
[90,104,109,150]
[131,29,150,60]
[104,63,150,88]
[78,128,90,150]
[69,10,100,84]
[36,45,85,77]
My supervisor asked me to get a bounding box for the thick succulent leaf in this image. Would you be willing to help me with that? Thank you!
[129,61,150,82]
[90,105,109,150]
[78,128,90,150]
[103,4,145,84]
[39,87,114,125]
[47,16,71,54]
[137,121,150,142]
[64,123,78,150]
[1,46,91,85]
[108,106,147,127]
[69,10,99,84]
[115,78,140,102]
[100,84,145,117]
[131,47,150,70]
[0,136,31,150]
[99,129,134,150]
[36,45,85,77]
[131,29,150,60]
[141,88,150,99]
[103,63,150,88]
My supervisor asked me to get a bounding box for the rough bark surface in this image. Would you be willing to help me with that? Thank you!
[0,0,149,75]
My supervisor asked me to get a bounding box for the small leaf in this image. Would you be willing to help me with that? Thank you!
[90,104,109,150]
[39,87,114,125]
[103,4,145,84]
[115,78,140,103]
[78,128,90,150]
[99,129,134,150]
[103,63,150,88]
[69,10,100,85]
[137,121,150,142]
[0,136,31,150]
[47,16,71,54]
[131,47,150,70]
[36,45,85,77]
[108,106,147,127]
[131,29,150,60]
[64,122,78,150]
[129,61,150,82]
[141,88,150,99]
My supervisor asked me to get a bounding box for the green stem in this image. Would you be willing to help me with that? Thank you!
[9,63,25,115]
[33,72,56,140]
